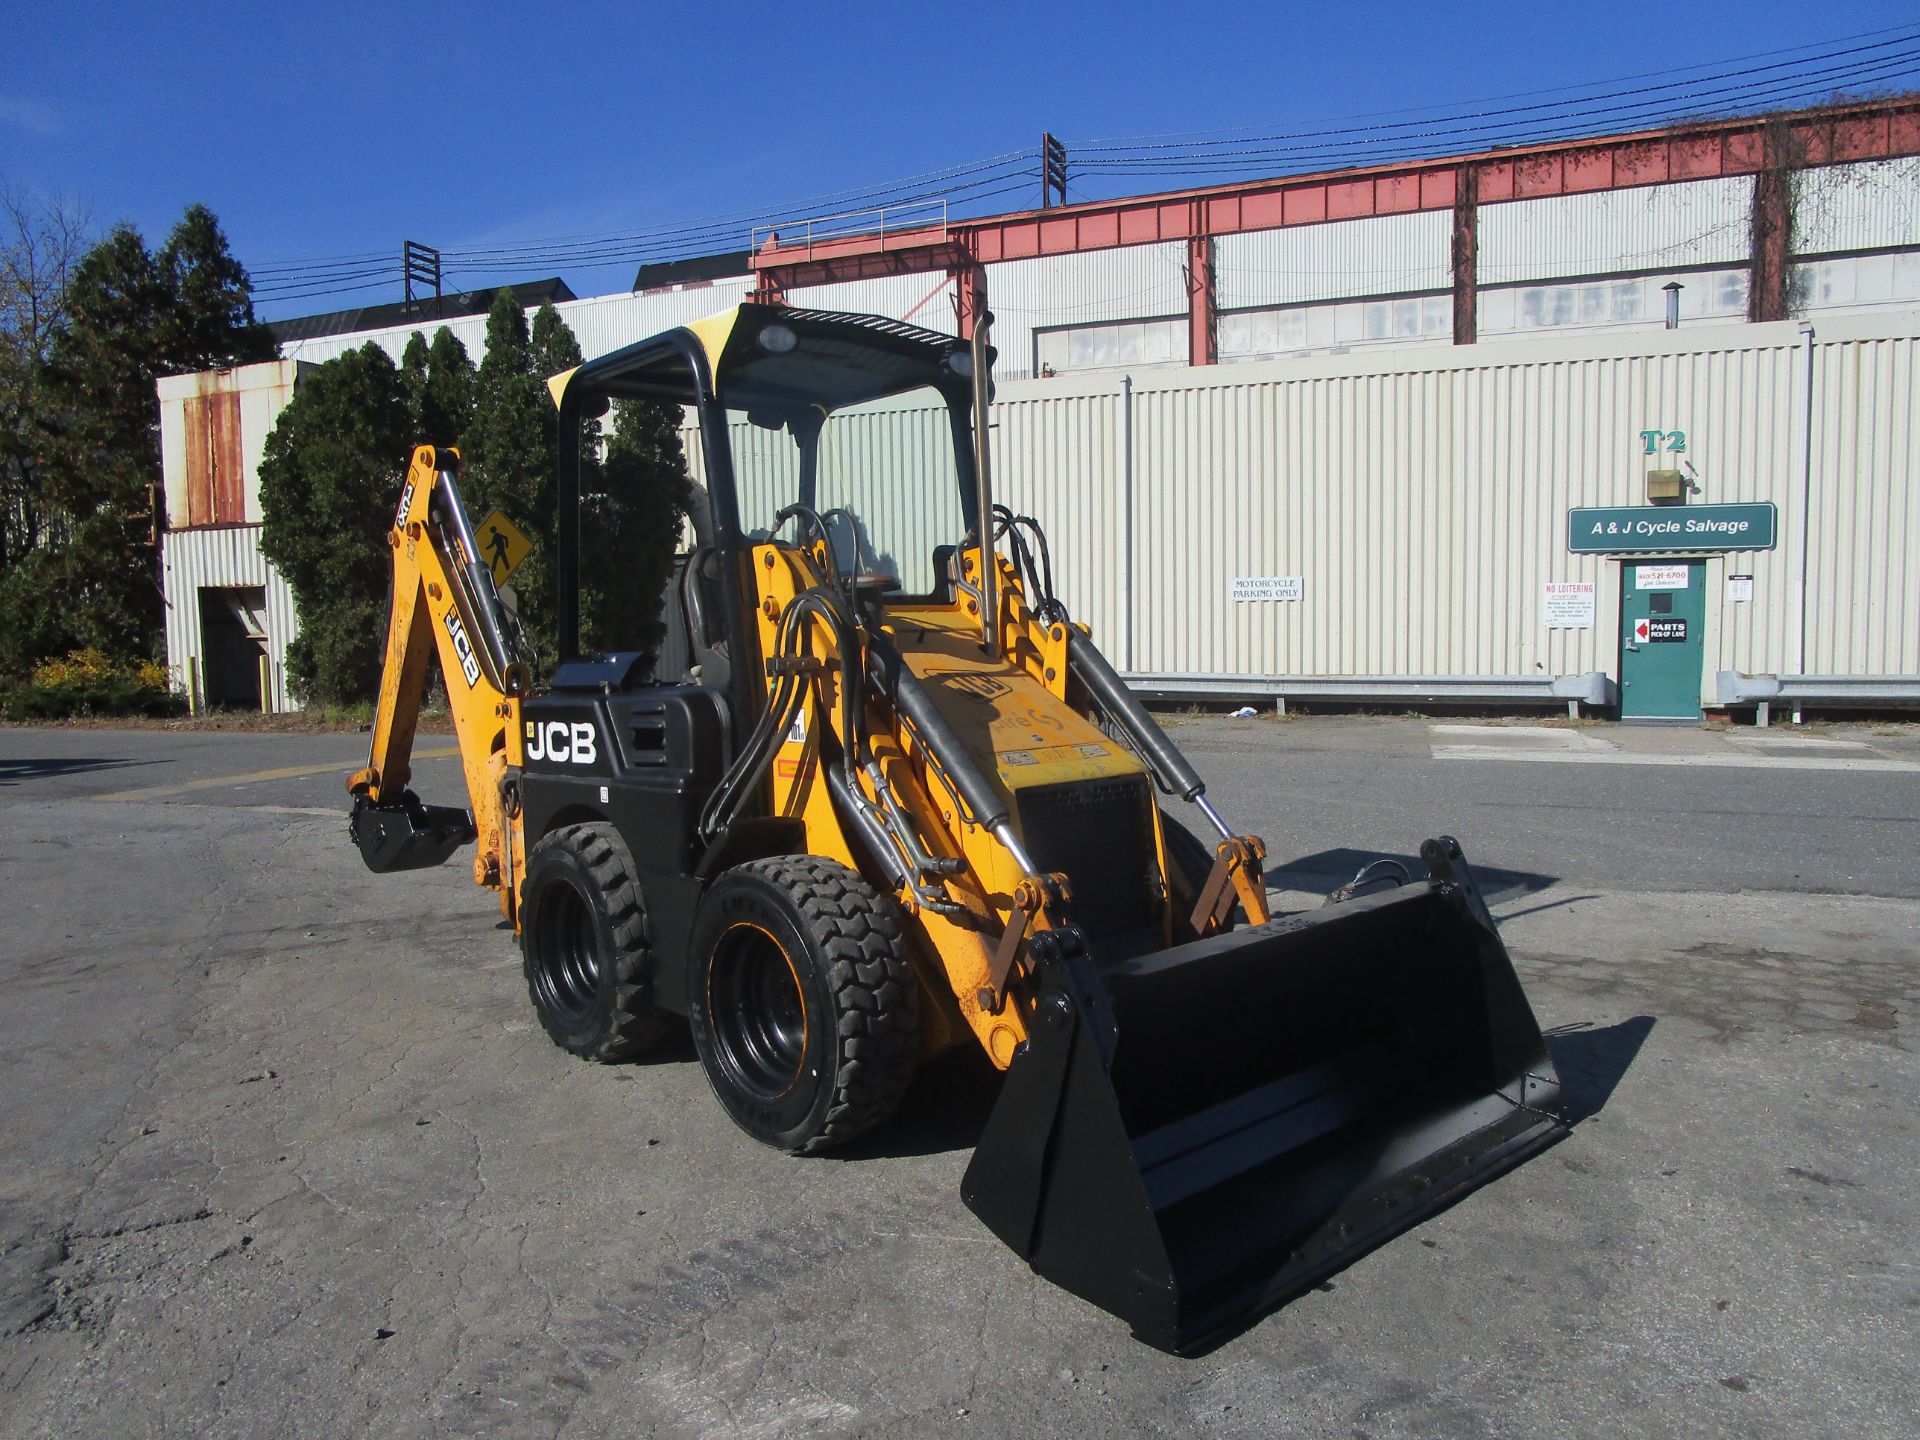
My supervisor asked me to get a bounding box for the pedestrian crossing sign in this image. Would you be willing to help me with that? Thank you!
[474,510,533,584]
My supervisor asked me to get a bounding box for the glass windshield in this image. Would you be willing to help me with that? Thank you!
[729,384,969,596]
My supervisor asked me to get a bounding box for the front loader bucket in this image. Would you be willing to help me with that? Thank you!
[963,837,1562,1354]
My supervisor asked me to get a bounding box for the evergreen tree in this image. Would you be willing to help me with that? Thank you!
[1,225,170,670]
[398,327,476,452]
[586,398,691,660]
[257,343,414,704]
[422,326,476,450]
[400,330,431,433]
[464,290,559,662]
[156,203,275,372]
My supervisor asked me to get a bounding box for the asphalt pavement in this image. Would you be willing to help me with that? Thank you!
[1,716,1914,1438]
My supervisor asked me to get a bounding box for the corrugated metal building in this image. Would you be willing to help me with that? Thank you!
[155,361,308,711]
[166,99,1920,716]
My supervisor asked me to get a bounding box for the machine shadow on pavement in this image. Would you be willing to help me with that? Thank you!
[0,755,160,786]
[1544,1016,1657,1124]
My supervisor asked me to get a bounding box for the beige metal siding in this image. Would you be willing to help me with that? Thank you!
[676,313,1918,697]
[1795,157,1920,256]
[160,525,300,711]
[1216,211,1450,309]
[788,273,957,330]
[1806,330,1920,674]
[1479,178,1752,283]
[993,379,1127,654]
[1001,319,1838,696]
[558,282,753,358]
[985,245,1187,380]
[277,284,754,370]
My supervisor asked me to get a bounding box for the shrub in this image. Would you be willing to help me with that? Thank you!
[1,648,178,719]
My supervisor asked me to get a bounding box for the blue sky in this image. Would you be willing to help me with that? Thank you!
[3,2,1916,317]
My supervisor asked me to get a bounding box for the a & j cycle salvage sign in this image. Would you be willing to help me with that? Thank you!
[1567,502,1777,554]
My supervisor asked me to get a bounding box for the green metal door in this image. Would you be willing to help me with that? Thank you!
[1619,560,1705,720]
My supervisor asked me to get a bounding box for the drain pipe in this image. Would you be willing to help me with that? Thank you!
[1794,321,1815,723]
[1121,372,1135,673]
[970,310,998,657]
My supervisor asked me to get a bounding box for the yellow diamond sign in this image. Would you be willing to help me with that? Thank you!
[473,510,534,584]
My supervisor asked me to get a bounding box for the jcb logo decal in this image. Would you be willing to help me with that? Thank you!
[525,720,599,766]
[395,480,415,530]
[928,670,1010,701]
[443,611,481,688]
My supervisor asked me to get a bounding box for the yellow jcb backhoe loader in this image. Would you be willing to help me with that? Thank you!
[348,304,1564,1353]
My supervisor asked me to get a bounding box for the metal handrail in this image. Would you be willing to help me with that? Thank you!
[752,200,949,261]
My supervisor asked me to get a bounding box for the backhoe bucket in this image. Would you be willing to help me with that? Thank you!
[963,837,1562,1354]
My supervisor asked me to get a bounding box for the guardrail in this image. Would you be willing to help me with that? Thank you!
[1715,671,1920,726]
[750,200,949,262]
[1124,672,1616,719]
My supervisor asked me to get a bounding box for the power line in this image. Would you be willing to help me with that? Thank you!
[247,28,1920,311]
[1070,47,1920,170]
[1073,22,1920,147]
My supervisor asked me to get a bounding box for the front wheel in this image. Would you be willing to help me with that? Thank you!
[688,856,918,1154]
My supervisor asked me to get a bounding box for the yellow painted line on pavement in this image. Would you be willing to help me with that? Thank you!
[91,746,462,802]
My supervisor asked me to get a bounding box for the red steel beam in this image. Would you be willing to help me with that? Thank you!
[752,97,1920,291]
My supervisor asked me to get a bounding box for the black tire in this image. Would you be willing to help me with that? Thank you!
[1161,807,1241,941]
[688,855,918,1154]
[520,823,677,1061]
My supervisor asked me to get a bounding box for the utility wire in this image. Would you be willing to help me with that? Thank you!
[249,29,1920,310]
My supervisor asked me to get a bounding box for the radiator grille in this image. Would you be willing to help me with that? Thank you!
[1015,776,1157,941]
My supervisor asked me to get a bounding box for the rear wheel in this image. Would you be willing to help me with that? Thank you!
[520,823,676,1061]
[689,856,918,1154]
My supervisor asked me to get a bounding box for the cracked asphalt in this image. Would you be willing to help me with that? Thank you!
[1,718,1916,1438]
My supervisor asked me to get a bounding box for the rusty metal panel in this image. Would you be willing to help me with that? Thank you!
[1478,178,1752,284]
[182,390,244,526]
[1216,211,1450,310]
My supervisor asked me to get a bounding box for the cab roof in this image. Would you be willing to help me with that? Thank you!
[547,303,984,418]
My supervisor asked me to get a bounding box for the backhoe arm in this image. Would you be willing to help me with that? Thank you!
[347,446,526,917]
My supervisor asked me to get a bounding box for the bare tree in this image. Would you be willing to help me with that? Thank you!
[1,180,92,569]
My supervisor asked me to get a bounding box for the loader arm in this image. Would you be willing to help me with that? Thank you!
[348,446,526,919]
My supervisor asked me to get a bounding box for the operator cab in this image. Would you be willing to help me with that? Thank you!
[550,305,990,731]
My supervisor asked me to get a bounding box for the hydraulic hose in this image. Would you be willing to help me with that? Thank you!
[1064,629,1206,802]
[865,630,1009,835]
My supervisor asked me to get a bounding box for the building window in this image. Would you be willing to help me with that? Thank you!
[1219,293,1450,361]
[1033,317,1185,375]
[1478,267,1750,336]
